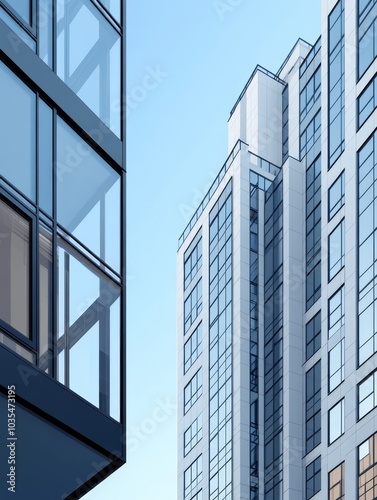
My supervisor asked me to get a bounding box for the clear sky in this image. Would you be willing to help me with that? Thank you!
[84,1,321,499]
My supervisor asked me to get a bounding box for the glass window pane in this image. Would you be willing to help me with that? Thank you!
[0,198,31,338]
[56,0,121,137]
[70,322,99,407]
[57,239,121,413]
[6,0,31,24]
[0,62,36,201]
[100,0,121,23]
[56,118,121,272]
[38,0,53,68]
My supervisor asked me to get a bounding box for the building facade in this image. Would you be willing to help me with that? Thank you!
[0,1,126,498]
[177,0,377,498]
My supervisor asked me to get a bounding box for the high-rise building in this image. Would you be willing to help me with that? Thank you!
[0,1,126,498]
[177,0,377,498]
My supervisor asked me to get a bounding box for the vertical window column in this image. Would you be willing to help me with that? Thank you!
[328,0,345,167]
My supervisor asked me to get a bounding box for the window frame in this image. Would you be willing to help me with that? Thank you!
[328,171,345,221]
[0,188,37,352]
[0,0,36,36]
[328,218,345,281]
[328,398,345,445]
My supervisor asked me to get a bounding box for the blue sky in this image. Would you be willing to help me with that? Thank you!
[85,1,321,498]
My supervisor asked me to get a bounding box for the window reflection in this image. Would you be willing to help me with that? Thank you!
[0,198,31,338]
[0,62,36,202]
[56,0,121,137]
[57,118,121,272]
[57,239,120,417]
[5,0,31,25]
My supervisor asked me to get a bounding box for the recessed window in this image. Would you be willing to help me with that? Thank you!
[329,339,345,392]
[184,415,202,456]
[184,238,202,289]
[328,172,345,220]
[328,219,345,280]
[306,312,321,361]
[306,456,321,499]
[306,361,321,453]
[329,399,345,444]
[184,280,202,334]
[329,462,344,500]
[184,455,202,500]
[329,286,345,338]
[359,370,377,419]
[358,432,377,500]
[358,75,377,127]
[184,369,202,414]
[184,323,202,373]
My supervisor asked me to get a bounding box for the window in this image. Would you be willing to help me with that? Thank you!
[328,219,344,280]
[328,172,345,220]
[57,239,121,418]
[57,118,121,272]
[329,339,345,392]
[300,111,321,159]
[184,455,202,500]
[184,323,202,373]
[0,61,36,202]
[358,75,377,127]
[328,0,345,167]
[329,399,345,444]
[306,312,321,361]
[282,85,289,162]
[306,362,321,453]
[329,462,344,500]
[329,287,345,338]
[358,370,377,419]
[184,369,202,414]
[184,415,202,456]
[306,156,321,310]
[184,237,202,289]
[56,0,121,137]
[184,280,202,334]
[306,456,321,499]
[358,432,377,500]
[0,197,32,339]
[358,0,377,78]
[358,131,377,365]
[300,66,321,121]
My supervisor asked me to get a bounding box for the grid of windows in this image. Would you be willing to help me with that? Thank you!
[329,399,345,444]
[306,156,321,309]
[0,61,123,421]
[184,238,202,290]
[329,339,345,392]
[184,455,202,500]
[264,175,283,500]
[184,323,202,374]
[328,0,345,167]
[209,182,232,500]
[300,67,321,121]
[184,369,202,414]
[329,462,344,500]
[328,219,345,281]
[328,172,345,220]
[358,370,377,419]
[306,312,321,361]
[329,286,345,338]
[358,75,377,127]
[184,415,203,456]
[184,280,202,334]
[358,131,377,365]
[300,111,321,159]
[358,0,377,78]
[282,85,289,163]
[306,456,321,499]
[306,361,321,453]
[359,432,377,500]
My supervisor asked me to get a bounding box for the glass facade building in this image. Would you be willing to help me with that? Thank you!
[177,0,377,498]
[0,0,126,498]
